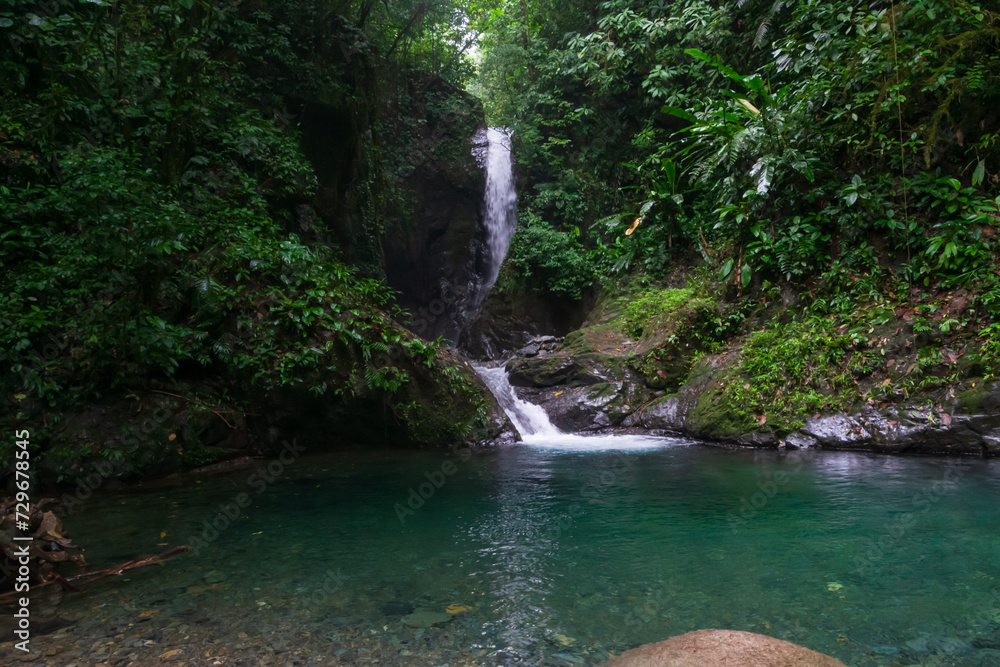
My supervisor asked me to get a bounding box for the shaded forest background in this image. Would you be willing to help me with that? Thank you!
[1,0,999,478]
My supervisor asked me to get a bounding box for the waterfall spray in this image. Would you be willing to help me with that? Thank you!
[459,127,517,330]
[480,127,517,293]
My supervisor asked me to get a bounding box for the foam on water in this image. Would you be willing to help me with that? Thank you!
[474,363,681,450]
[520,431,682,450]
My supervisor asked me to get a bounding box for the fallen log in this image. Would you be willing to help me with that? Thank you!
[0,545,190,605]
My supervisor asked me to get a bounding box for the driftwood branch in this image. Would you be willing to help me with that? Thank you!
[0,545,190,605]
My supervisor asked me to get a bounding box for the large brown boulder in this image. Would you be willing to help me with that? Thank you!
[604,630,847,667]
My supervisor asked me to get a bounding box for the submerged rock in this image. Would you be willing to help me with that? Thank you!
[380,601,415,616]
[402,610,453,628]
[603,629,847,666]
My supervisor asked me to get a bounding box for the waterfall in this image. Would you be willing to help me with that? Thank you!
[480,127,517,293]
[474,364,561,438]
[459,127,517,329]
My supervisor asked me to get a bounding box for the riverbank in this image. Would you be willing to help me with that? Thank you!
[495,280,1000,456]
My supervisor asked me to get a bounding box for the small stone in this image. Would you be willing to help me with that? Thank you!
[553,652,584,664]
[203,571,225,584]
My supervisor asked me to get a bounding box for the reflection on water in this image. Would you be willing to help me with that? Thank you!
[21,442,1000,666]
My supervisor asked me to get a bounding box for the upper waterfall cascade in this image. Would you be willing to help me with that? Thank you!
[481,127,517,294]
[458,127,517,332]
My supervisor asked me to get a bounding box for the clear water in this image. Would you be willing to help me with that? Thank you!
[39,442,1000,665]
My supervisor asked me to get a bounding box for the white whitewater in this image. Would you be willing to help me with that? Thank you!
[481,127,517,294]
[460,127,518,328]
[467,130,676,451]
[474,365,678,451]
[474,364,560,438]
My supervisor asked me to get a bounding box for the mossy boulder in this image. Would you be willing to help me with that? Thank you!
[506,356,600,388]
[507,351,653,432]
[506,351,630,388]
[956,380,1000,414]
[256,348,512,449]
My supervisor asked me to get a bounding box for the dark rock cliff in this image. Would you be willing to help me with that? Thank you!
[381,78,488,344]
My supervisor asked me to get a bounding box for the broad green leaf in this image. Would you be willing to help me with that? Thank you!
[719,258,735,280]
[661,105,697,123]
[972,160,985,186]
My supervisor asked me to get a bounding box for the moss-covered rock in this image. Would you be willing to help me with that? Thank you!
[505,349,653,432]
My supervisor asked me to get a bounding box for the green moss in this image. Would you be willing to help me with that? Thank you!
[394,362,493,444]
[687,384,756,438]
[619,288,696,338]
[587,383,618,400]
[718,319,856,431]
[559,322,621,355]
[956,385,990,414]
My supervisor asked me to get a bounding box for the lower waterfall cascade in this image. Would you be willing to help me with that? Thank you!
[473,363,679,450]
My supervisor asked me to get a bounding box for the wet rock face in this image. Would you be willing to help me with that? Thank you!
[631,395,685,431]
[794,403,1000,456]
[506,353,606,388]
[458,290,588,360]
[514,335,561,358]
[503,332,1000,455]
[506,349,655,432]
[382,79,487,343]
[604,629,847,667]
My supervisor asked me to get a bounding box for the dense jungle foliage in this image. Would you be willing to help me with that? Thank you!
[476,0,999,293]
[0,0,487,474]
[1,0,1000,473]
[475,0,1000,425]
